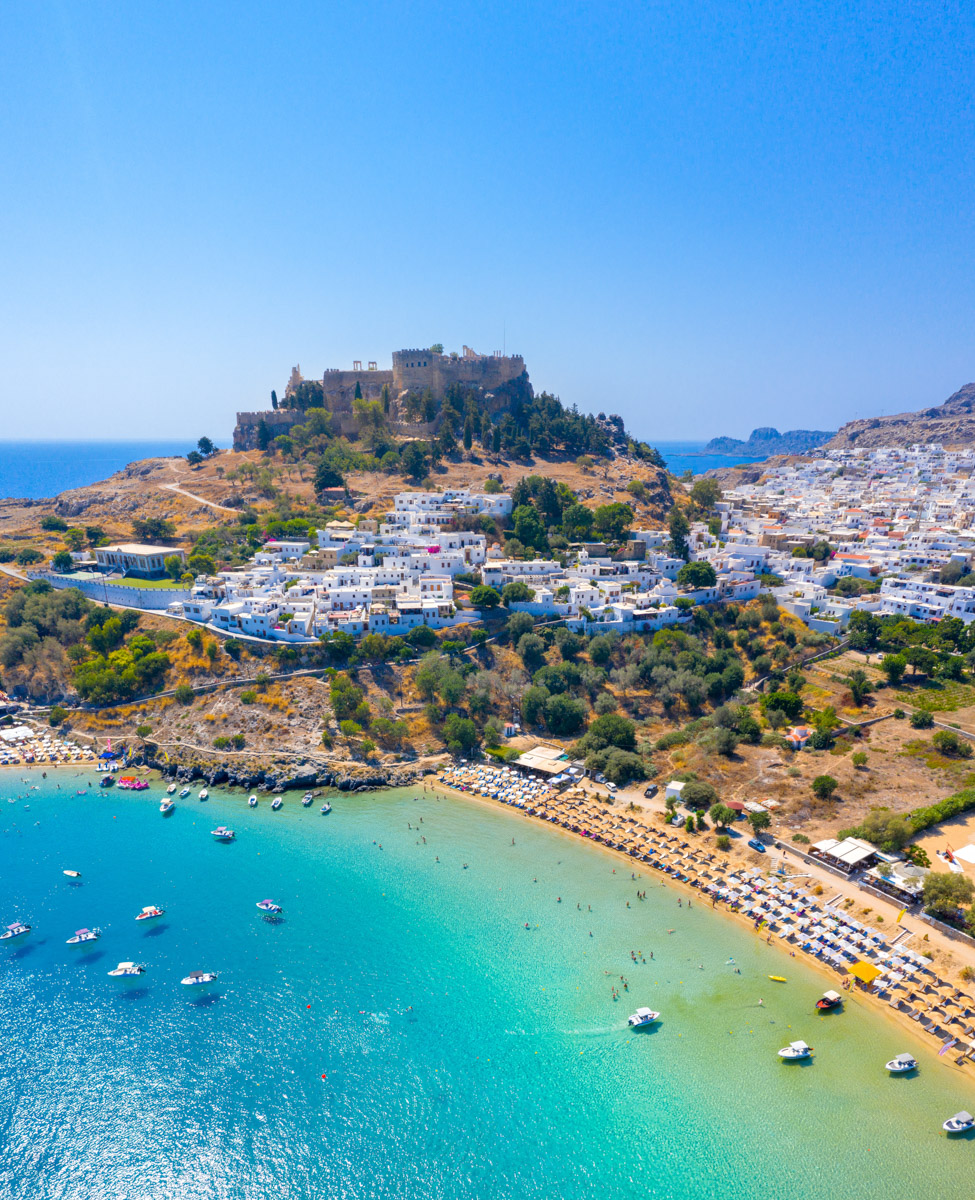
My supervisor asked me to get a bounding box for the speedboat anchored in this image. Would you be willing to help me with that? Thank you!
[779,1040,813,1061]
[886,1054,918,1074]
[166,783,177,794]
[0,921,31,940]
[66,927,101,945]
[302,792,313,807]
[135,905,165,921]
[256,899,283,914]
[179,787,191,799]
[943,1111,975,1134]
[160,799,175,815]
[211,826,236,842]
[108,961,145,977]
[198,788,209,801]
[181,970,219,987]
[248,795,258,808]
[320,802,332,814]
[627,1007,660,1028]
[816,990,843,1011]
[271,798,283,811]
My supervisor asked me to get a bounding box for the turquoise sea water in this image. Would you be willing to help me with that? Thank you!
[2,774,974,1199]
[653,441,768,477]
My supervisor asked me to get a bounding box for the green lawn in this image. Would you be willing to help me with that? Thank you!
[109,576,185,589]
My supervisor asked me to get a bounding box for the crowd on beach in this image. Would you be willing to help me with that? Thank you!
[0,727,96,768]
[438,762,975,1067]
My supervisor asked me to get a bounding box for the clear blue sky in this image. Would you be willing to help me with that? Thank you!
[2,1,973,442]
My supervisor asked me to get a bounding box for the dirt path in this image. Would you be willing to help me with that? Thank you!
[158,479,238,515]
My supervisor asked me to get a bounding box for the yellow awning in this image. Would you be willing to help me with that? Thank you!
[848,960,882,984]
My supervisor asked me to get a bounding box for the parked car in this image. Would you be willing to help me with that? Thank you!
[606,782,618,793]
[747,838,767,853]
[594,773,607,784]
[643,784,659,799]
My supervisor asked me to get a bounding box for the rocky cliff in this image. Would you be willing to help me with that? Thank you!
[826,382,975,450]
[704,426,834,456]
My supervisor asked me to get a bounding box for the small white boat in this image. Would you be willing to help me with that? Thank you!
[248,795,258,808]
[198,788,209,801]
[271,798,283,811]
[816,990,843,1012]
[160,799,174,815]
[627,1007,660,1028]
[256,899,282,914]
[135,905,165,921]
[302,792,313,807]
[886,1054,918,1074]
[63,869,82,879]
[211,826,235,841]
[0,921,31,940]
[166,783,177,794]
[320,802,332,814]
[108,961,145,977]
[778,1040,813,1060]
[66,927,101,945]
[943,1110,975,1134]
[181,970,219,986]
[179,787,191,799]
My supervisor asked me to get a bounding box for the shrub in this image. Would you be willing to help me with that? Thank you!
[681,780,718,809]
[240,690,257,704]
[910,709,934,729]
[931,729,973,758]
[655,729,690,751]
[923,872,974,918]
[791,833,810,844]
[48,705,68,727]
[585,747,645,784]
[812,774,838,800]
[575,713,637,754]
[174,683,195,705]
[213,735,230,749]
[851,751,868,768]
[716,835,731,851]
[468,585,501,608]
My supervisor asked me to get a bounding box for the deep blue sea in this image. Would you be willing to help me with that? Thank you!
[1,773,974,1200]
[0,441,199,500]
[0,440,759,500]
[653,441,767,477]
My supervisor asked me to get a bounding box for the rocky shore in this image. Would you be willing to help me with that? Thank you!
[131,751,435,794]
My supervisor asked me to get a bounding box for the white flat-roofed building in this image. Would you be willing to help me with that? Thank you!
[95,544,186,578]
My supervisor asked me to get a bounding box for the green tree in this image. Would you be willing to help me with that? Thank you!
[512,504,548,551]
[708,803,736,829]
[502,580,533,604]
[463,415,474,452]
[314,461,346,495]
[846,668,871,706]
[517,633,546,671]
[257,420,271,451]
[593,502,634,542]
[748,810,771,833]
[51,550,74,573]
[443,713,479,756]
[197,437,216,457]
[812,774,839,801]
[880,654,907,685]
[576,713,637,753]
[904,646,937,677]
[676,561,717,589]
[186,450,204,466]
[174,683,195,705]
[910,709,934,729]
[690,478,721,512]
[164,555,183,580]
[922,872,974,918]
[544,694,587,735]
[468,585,501,608]
[562,503,594,541]
[400,442,428,482]
[668,506,691,560]
[49,705,68,727]
[271,389,278,410]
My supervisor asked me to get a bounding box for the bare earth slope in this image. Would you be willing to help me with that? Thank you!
[827,381,975,450]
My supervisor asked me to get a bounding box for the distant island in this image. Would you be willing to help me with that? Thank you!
[703,426,835,456]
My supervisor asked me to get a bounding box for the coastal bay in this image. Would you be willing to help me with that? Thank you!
[1,776,974,1199]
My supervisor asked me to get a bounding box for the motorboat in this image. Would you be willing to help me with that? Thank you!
[166,782,177,794]
[256,899,283,914]
[886,1054,918,1074]
[181,970,219,986]
[627,1007,660,1028]
[198,788,209,801]
[248,795,258,808]
[66,927,101,945]
[816,990,843,1011]
[211,826,236,841]
[778,1041,813,1060]
[135,905,165,921]
[107,961,145,977]
[63,869,82,879]
[943,1111,975,1134]
[179,787,191,799]
[0,921,31,940]
[99,775,115,788]
[271,798,283,811]
[320,802,332,814]
[302,792,313,807]
[160,799,175,815]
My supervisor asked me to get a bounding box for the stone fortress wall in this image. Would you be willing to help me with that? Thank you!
[234,345,526,450]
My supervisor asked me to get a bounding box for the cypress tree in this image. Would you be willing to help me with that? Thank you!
[271,389,278,410]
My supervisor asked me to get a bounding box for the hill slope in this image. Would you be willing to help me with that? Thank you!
[827,382,975,450]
